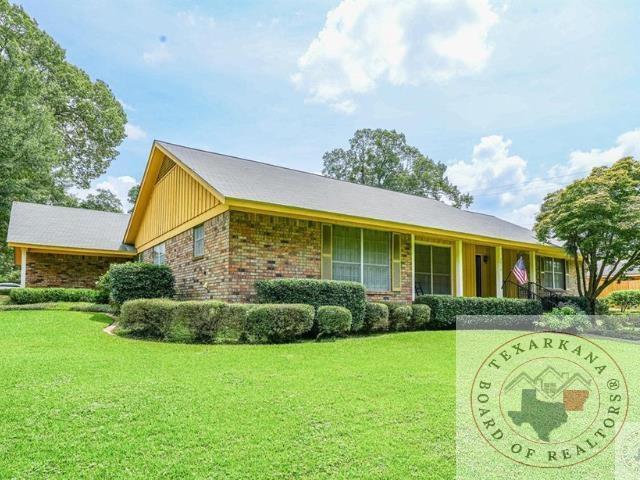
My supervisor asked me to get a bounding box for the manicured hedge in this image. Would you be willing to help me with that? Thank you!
[244,304,314,343]
[414,295,544,329]
[316,306,352,338]
[173,300,224,343]
[411,304,431,330]
[255,279,366,331]
[106,262,175,306]
[385,303,413,331]
[9,288,106,305]
[363,303,389,332]
[119,299,177,339]
[212,303,254,343]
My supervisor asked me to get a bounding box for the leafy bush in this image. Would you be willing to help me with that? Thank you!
[410,304,431,330]
[605,290,640,312]
[119,299,177,339]
[212,303,254,343]
[533,306,592,333]
[0,288,13,295]
[415,295,544,329]
[559,296,609,315]
[363,303,389,332]
[9,288,105,305]
[173,301,224,343]
[255,279,366,331]
[384,303,412,331]
[0,270,20,284]
[244,304,314,343]
[108,262,175,307]
[316,306,352,339]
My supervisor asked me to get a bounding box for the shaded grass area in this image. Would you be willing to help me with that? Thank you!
[0,311,455,479]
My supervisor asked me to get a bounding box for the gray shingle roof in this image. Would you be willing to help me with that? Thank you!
[8,202,135,253]
[159,141,547,246]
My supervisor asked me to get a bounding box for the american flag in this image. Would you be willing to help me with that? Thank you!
[512,255,529,285]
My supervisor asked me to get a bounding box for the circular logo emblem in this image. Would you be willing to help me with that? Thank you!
[470,332,629,468]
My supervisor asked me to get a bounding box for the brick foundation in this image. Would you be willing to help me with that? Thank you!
[25,252,128,288]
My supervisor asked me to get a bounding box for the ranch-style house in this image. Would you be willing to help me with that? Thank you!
[7,140,578,302]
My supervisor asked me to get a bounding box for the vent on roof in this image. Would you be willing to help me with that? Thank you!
[156,156,175,183]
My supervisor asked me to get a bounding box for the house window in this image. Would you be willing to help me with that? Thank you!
[363,229,390,292]
[330,225,392,292]
[415,244,452,295]
[152,242,166,265]
[540,257,566,290]
[332,226,361,283]
[193,224,205,257]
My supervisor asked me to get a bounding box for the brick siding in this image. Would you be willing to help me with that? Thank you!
[25,252,127,288]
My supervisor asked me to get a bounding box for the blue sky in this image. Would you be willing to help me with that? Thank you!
[18,0,640,227]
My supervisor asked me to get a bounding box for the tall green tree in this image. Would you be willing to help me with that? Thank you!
[535,157,640,314]
[79,189,123,213]
[127,184,140,212]
[322,129,473,208]
[0,0,126,273]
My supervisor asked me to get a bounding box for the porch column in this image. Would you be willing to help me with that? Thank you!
[455,240,464,297]
[20,248,27,288]
[529,251,537,286]
[495,246,503,297]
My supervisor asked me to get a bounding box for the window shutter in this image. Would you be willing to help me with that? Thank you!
[321,224,332,280]
[392,233,401,291]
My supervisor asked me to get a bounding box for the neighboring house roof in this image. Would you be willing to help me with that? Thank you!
[7,202,135,253]
[157,141,546,246]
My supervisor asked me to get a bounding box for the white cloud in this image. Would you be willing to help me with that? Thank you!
[293,0,499,112]
[68,176,138,211]
[447,135,526,205]
[448,129,640,228]
[550,128,640,177]
[125,123,147,141]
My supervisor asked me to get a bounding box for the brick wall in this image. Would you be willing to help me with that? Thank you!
[226,211,322,302]
[140,210,414,303]
[26,252,127,288]
[140,212,230,300]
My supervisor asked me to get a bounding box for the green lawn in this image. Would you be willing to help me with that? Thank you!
[3,311,638,479]
[0,311,455,479]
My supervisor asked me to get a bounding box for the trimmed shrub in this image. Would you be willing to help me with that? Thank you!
[534,306,592,334]
[173,301,224,343]
[119,299,177,339]
[316,306,352,338]
[212,303,254,343]
[605,290,640,312]
[415,295,544,329]
[410,304,431,330]
[9,287,105,305]
[108,262,175,307]
[363,302,389,332]
[255,279,366,331]
[385,303,413,331]
[559,295,609,315]
[0,288,13,295]
[245,304,314,343]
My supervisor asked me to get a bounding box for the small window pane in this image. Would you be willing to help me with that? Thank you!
[332,226,361,282]
[432,247,451,274]
[415,273,432,294]
[363,230,390,291]
[153,243,166,265]
[432,274,451,295]
[415,244,431,273]
[193,224,205,257]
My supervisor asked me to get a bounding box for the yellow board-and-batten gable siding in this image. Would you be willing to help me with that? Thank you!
[132,157,224,250]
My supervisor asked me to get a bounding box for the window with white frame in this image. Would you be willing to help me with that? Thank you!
[414,244,452,295]
[152,242,166,265]
[539,257,566,290]
[329,225,392,292]
[193,224,205,257]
